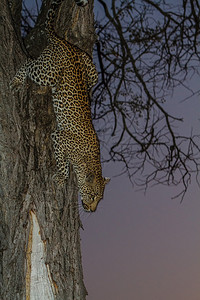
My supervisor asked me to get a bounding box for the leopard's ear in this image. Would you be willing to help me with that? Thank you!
[104,177,110,184]
[86,173,95,184]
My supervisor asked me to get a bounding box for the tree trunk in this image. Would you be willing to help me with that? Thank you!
[0,0,96,299]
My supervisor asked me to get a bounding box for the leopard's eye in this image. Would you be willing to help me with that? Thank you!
[90,194,97,202]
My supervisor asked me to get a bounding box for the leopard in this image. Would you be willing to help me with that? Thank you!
[10,0,110,212]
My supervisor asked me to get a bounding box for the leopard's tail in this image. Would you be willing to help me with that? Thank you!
[46,0,88,39]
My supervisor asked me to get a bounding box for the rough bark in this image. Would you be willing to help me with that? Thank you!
[0,0,96,299]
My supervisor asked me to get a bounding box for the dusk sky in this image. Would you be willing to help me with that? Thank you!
[80,3,200,299]
[81,97,200,299]
[24,1,200,299]
[81,168,200,300]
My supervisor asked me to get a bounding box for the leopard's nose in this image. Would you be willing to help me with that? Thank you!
[89,202,97,212]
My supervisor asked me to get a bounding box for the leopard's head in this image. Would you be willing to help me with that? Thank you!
[80,173,110,212]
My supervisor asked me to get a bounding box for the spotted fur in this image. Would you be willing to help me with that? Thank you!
[10,0,110,212]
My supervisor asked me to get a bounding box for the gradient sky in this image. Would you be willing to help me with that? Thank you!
[81,3,200,299]
[81,169,200,300]
[24,1,200,299]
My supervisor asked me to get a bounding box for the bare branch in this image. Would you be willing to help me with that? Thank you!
[94,0,200,198]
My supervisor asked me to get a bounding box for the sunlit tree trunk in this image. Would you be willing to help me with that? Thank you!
[0,0,96,299]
